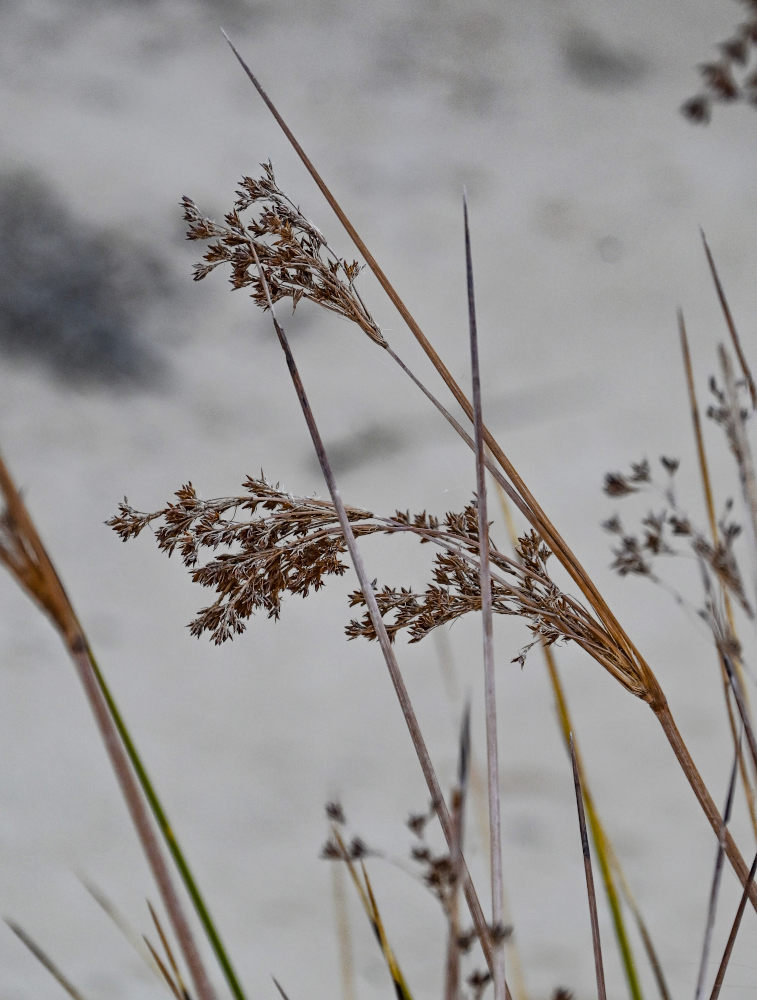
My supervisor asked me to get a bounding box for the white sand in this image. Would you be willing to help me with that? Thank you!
[2,1,757,997]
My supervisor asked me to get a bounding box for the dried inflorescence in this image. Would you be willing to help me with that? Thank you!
[320,798,507,999]
[681,1,757,122]
[0,457,81,647]
[602,455,753,623]
[707,373,752,464]
[108,477,380,644]
[346,525,577,662]
[181,162,385,346]
[109,478,652,697]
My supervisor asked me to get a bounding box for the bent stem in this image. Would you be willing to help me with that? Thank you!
[0,454,218,1000]
[655,700,757,908]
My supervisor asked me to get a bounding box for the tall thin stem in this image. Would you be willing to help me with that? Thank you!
[0,454,219,1000]
[570,737,607,1000]
[464,192,505,1000]
[247,244,504,982]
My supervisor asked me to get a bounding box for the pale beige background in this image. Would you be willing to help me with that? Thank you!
[2,2,757,998]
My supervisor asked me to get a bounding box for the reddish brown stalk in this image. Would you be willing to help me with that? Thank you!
[701,232,756,409]
[246,244,500,977]
[655,703,757,908]
[0,455,216,1000]
[708,851,757,1000]
[569,737,607,1000]
[464,192,505,1000]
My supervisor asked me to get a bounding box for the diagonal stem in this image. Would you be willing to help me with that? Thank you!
[247,242,505,983]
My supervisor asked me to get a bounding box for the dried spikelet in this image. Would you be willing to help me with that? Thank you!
[0,458,81,647]
[707,374,752,463]
[602,456,753,618]
[109,480,651,698]
[109,476,379,644]
[682,2,757,121]
[181,162,385,346]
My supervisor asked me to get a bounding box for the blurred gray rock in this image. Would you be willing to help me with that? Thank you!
[0,171,170,387]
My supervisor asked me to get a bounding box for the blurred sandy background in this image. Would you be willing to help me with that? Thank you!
[2,1,757,997]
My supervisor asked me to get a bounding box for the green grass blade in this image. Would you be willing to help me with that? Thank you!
[84,645,247,1000]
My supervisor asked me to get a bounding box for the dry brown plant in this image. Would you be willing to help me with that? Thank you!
[0,454,217,1000]
[115,62,757,930]
[681,0,757,122]
[182,162,384,346]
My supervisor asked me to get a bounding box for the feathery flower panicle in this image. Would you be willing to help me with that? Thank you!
[602,455,753,622]
[682,1,757,122]
[181,162,385,346]
[108,476,380,644]
[109,481,650,697]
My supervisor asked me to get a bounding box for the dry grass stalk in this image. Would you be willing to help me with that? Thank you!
[444,703,470,1000]
[212,40,627,635]
[128,55,757,908]
[701,232,756,409]
[147,900,190,1000]
[694,746,739,1000]
[679,313,757,837]
[494,480,649,1000]
[681,2,757,123]
[709,850,757,1000]
[329,852,357,1000]
[719,345,757,596]
[464,191,506,1000]
[0,453,217,1000]
[272,977,293,1000]
[326,824,413,1000]
[241,238,502,979]
[4,920,90,1000]
[143,937,185,1000]
[569,737,607,1000]
[722,653,757,776]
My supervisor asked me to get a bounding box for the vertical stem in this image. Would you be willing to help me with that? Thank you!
[570,737,607,1000]
[464,193,506,1000]
[679,313,757,841]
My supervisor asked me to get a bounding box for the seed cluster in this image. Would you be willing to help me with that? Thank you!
[181,162,385,346]
[682,1,757,122]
